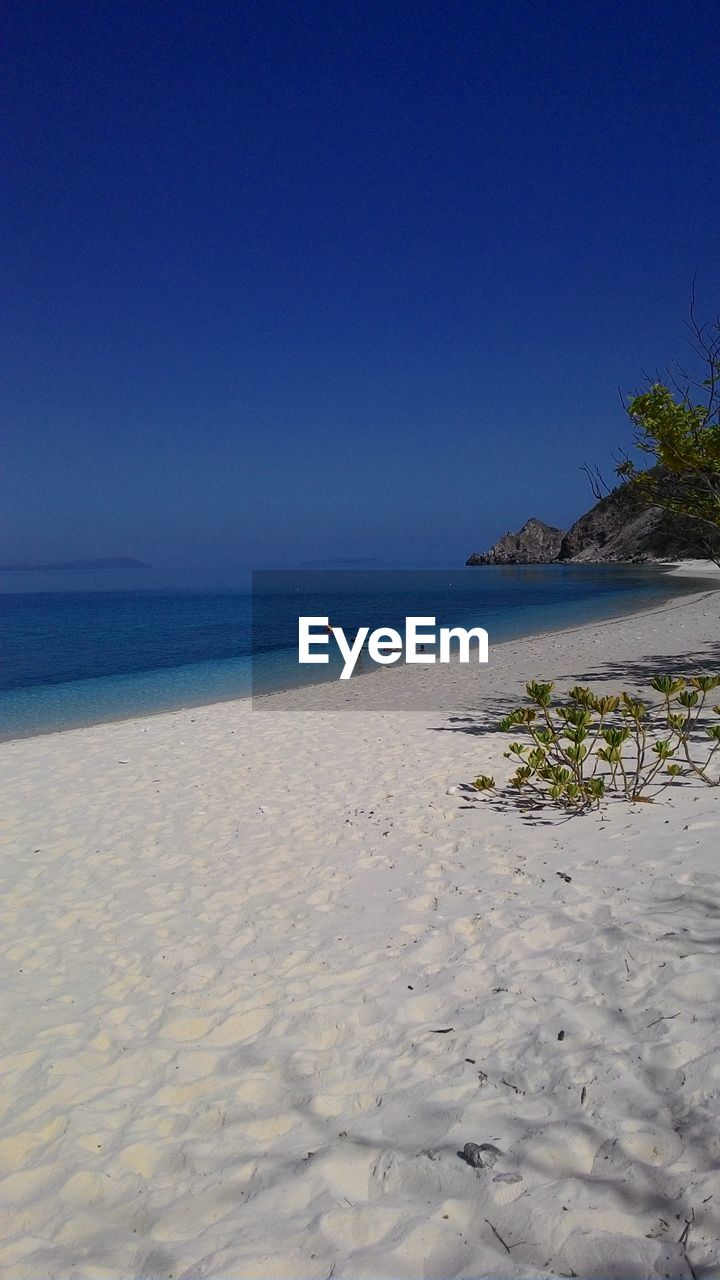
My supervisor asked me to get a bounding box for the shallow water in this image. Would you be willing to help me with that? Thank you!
[0,564,708,739]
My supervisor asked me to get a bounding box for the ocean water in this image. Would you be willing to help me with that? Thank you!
[0,564,709,739]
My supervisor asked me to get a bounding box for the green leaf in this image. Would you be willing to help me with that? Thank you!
[525,681,554,706]
[650,675,686,695]
[690,675,720,692]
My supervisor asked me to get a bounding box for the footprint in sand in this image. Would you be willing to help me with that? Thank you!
[160,1015,215,1042]
[118,1142,166,1179]
[0,1117,67,1174]
[319,1205,400,1250]
[618,1127,683,1166]
[204,1006,273,1046]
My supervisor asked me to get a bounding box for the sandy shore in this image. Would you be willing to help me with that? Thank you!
[1,566,719,1279]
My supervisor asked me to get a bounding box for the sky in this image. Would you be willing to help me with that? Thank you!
[3,0,720,570]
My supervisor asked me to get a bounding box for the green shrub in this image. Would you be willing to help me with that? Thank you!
[473,675,720,813]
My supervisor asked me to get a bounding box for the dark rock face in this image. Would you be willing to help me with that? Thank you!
[558,485,643,561]
[560,498,701,563]
[466,519,565,566]
[467,483,714,565]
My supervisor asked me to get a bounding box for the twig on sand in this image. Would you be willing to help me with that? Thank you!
[678,1208,696,1279]
[646,1011,681,1028]
[485,1219,511,1253]
[678,1210,694,1246]
[484,1220,528,1254]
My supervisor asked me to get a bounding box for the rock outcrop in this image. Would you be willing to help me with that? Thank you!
[466,518,564,565]
[467,484,715,565]
[559,491,706,562]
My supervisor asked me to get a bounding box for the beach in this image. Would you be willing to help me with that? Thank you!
[1,567,720,1279]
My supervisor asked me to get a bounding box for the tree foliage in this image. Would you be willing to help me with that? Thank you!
[617,295,720,560]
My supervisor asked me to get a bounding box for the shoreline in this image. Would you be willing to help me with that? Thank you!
[1,563,720,1278]
[1,561,718,746]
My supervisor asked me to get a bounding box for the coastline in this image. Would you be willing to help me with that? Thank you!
[252,561,720,713]
[1,561,718,744]
[1,563,719,1277]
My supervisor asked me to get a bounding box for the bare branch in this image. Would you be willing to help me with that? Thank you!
[580,463,611,501]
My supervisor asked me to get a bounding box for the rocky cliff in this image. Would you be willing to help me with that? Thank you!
[466,518,564,565]
[467,484,713,565]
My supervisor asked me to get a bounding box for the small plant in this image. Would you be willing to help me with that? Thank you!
[473,675,720,813]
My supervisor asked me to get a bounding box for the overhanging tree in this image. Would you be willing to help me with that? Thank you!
[616,292,720,563]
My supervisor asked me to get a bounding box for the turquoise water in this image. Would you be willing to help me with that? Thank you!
[0,565,710,739]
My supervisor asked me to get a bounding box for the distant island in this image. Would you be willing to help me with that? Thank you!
[300,558,385,568]
[467,481,711,565]
[0,557,151,572]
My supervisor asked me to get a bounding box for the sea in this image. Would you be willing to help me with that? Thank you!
[0,563,711,740]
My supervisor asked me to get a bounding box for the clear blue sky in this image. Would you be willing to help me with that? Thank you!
[3,0,720,568]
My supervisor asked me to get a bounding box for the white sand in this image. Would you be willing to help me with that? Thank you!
[1,567,719,1279]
